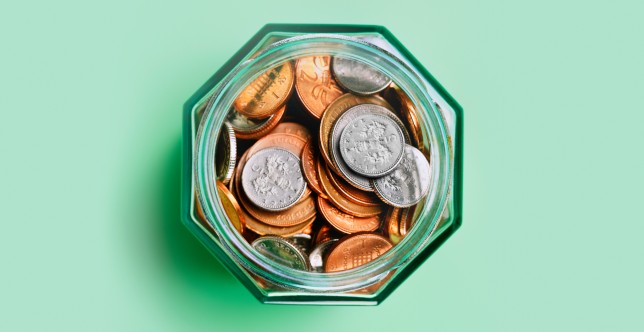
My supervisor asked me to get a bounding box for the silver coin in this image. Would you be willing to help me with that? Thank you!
[226,108,273,133]
[330,104,409,191]
[309,239,338,273]
[287,233,311,253]
[338,113,405,177]
[215,122,236,185]
[252,236,309,271]
[241,147,306,211]
[331,56,392,95]
[371,145,431,208]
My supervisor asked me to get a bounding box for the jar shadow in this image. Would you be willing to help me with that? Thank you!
[154,138,254,307]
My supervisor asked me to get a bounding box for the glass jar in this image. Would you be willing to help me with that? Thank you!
[181,24,462,305]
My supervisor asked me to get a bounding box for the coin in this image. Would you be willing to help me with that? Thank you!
[372,145,431,208]
[326,169,380,207]
[330,104,410,188]
[313,223,337,246]
[399,207,412,237]
[331,56,392,95]
[295,56,344,119]
[338,114,405,177]
[247,133,306,158]
[269,122,312,141]
[216,181,245,234]
[233,172,315,236]
[227,105,286,140]
[317,197,381,234]
[239,187,316,227]
[384,83,426,154]
[300,141,326,197]
[242,206,314,237]
[241,148,306,211]
[385,207,402,244]
[215,122,236,185]
[317,160,383,217]
[324,233,393,272]
[287,233,311,253]
[309,239,338,273]
[233,62,294,119]
[252,236,309,271]
[319,94,394,190]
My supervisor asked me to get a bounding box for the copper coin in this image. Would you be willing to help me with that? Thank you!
[237,185,316,227]
[216,181,245,234]
[317,197,381,234]
[317,160,383,217]
[233,175,314,236]
[301,141,326,198]
[295,56,344,119]
[269,122,312,141]
[385,207,403,244]
[399,207,413,237]
[247,133,306,158]
[230,105,286,140]
[326,168,381,207]
[244,208,315,237]
[314,223,337,246]
[324,233,393,272]
[318,93,394,178]
[233,61,294,119]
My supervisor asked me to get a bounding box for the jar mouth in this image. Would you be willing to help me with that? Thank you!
[195,34,451,292]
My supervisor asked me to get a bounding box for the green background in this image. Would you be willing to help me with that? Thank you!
[1,0,642,330]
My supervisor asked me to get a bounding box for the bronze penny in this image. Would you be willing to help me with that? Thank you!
[233,61,294,119]
[314,223,338,246]
[301,141,326,198]
[399,207,412,237]
[324,233,393,272]
[237,183,316,227]
[243,207,315,237]
[269,122,312,141]
[317,160,383,218]
[385,207,403,244]
[247,133,306,158]
[216,180,245,234]
[232,171,314,236]
[317,197,381,234]
[318,93,394,176]
[232,105,286,140]
[326,168,381,207]
[295,56,344,119]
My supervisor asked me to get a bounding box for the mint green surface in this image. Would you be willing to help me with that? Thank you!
[1,0,643,331]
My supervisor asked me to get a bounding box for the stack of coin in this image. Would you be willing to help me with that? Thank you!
[210,55,432,274]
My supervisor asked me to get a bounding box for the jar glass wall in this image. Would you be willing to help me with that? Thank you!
[182,24,462,305]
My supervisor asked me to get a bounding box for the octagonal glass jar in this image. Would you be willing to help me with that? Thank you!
[181,24,462,305]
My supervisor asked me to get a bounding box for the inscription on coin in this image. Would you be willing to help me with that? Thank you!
[252,236,309,271]
[324,233,393,272]
[339,114,404,177]
[234,62,294,119]
[295,56,344,119]
[242,148,306,211]
[372,145,431,208]
[331,56,392,95]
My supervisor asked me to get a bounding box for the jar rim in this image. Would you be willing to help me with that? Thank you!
[195,34,451,292]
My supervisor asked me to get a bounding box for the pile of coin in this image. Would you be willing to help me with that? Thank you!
[211,55,431,273]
